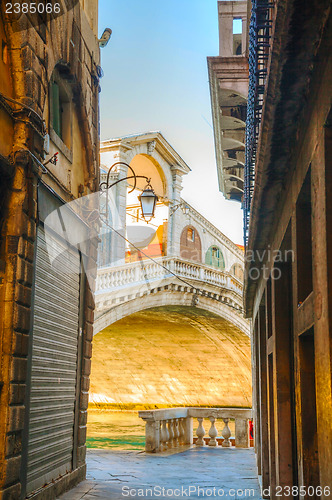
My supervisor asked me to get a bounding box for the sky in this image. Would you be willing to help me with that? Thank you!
[98,0,244,245]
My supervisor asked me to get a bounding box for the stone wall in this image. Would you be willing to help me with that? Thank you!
[0,3,100,498]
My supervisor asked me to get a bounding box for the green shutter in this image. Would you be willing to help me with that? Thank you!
[52,81,61,138]
[205,247,225,269]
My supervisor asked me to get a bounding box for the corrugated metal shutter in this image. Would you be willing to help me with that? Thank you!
[26,226,81,495]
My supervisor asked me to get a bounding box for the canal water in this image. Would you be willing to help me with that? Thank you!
[87,409,146,450]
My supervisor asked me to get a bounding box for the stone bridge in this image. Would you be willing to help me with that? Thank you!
[94,256,248,335]
[94,132,248,336]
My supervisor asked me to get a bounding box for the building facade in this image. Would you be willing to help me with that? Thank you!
[208,1,248,202]
[244,0,332,497]
[0,2,101,498]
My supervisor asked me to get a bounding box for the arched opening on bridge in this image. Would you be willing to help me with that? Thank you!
[126,154,168,262]
[180,225,202,262]
[230,263,244,281]
[87,305,251,450]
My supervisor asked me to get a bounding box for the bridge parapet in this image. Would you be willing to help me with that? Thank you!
[94,257,248,336]
[138,407,253,453]
[96,257,243,297]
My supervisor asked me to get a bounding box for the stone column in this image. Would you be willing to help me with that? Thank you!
[143,419,160,453]
[235,418,250,448]
[168,166,184,257]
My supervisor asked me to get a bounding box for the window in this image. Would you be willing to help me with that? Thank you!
[205,246,225,269]
[231,263,244,281]
[187,228,195,242]
[212,247,219,258]
[233,18,243,55]
[50,71,72,155]
[51,79,71,145]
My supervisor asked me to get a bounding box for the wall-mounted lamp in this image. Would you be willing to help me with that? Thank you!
[100,162,158,222]
[138,182,158,220]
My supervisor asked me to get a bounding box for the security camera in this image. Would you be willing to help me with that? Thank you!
[98,28,112,48]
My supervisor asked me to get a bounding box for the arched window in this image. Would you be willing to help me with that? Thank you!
[180,225,202,263]
[205,246,225,269]
[230,263,244,281]
[50,68,72,158]
[187,227,195,242]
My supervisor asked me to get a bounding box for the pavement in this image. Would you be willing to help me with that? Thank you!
[58,447,262,500]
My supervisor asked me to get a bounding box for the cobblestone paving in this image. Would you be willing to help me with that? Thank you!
[58,448,262,500]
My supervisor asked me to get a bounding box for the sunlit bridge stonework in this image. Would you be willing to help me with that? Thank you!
[91,132,250,414]
[95,132,248,334]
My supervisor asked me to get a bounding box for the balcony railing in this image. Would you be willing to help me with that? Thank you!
[244,0,275,246]
[138,407,253,453]
[96,257,243,297]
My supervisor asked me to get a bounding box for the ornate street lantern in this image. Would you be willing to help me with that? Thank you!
[100,162,158,222]
[139,183,158,220]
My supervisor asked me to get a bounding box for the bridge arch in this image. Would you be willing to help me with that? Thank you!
[90,305,252,408]
[94,282,249,336]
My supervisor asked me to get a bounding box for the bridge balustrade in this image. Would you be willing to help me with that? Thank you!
[138,407,252,453]
[96,257,243,296]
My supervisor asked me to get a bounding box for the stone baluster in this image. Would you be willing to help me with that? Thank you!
[208,416,218,446]
[160,420,168,451]
[178,418,185,445]
[196,417,205,446]
[117,269,122,286]
[165,420,170,448]
[173,419,180,447]
[171,420,177,447]
[167,420,174,449]
[221,418,232,447]
[134,263,140,283]
[115,270,120,287]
